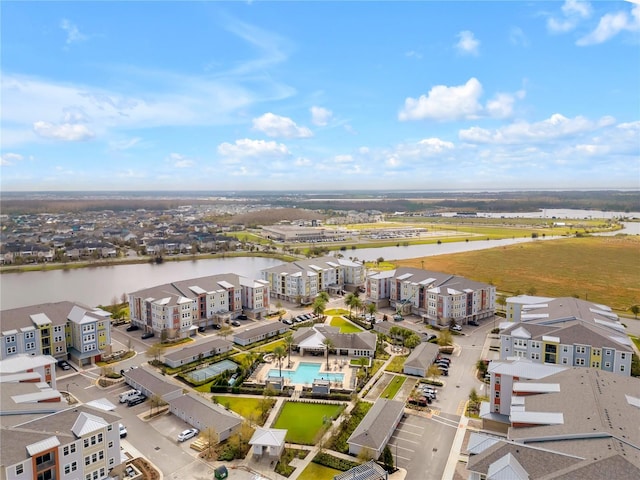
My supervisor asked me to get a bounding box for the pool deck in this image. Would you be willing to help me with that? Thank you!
[255,354,357,389]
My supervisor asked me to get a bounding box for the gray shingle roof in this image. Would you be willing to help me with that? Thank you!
[347,399,404,451]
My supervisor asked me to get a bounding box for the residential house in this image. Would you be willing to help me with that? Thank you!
[169,394,242,443]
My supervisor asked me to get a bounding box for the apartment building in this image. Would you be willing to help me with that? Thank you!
[499,297,633,376]
[261,256,365,303]
[366,267,495,326]
[0,302,112,365]
[128,273,269,338]
[0,405,122,480]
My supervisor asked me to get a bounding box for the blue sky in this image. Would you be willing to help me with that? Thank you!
[1,1,639,192]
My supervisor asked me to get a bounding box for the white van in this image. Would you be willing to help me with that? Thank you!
[119,389,141,403]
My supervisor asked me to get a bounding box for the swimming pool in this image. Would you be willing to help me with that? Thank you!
[268,362,344,385]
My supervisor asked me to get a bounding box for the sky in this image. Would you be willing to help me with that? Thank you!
[1,1,639,192]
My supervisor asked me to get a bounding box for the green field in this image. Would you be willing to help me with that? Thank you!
[297,463,342,480]
[212,396,275,423]
[273,402,344,445]
[380,375,407,399]
[325,308,350,316]
[329,316,363,333]
[396,236,640,312]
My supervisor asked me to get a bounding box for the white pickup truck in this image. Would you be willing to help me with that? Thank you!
[119,389,141,403]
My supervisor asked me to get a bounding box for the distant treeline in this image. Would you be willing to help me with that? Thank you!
[1,190,638,215]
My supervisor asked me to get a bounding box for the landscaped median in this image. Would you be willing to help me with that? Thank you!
[380,375,407,400]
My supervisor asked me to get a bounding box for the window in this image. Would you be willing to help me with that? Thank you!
[562,357,568,364]
[64,462,77,474]
[97,433,103,443]
[562,346,569,353]
[108,441,113,448]
[495,391,500,398]
[25,331,35,339]
[531,353,540,360]
[84,439,90,448]
[37,471,53,480]
[109,458,115,466]
[7,346,16,354]
[576,346,586,354]
[621,365,625,372]
[592,361,600,368]
[575,358,585,366]
[85,456,91,466]
[605,362,611,368]
[15,464,24,475]
[35,453,52,465]
[26,342,35,350]
[5,335,16,343]
[621,353,627,360]
[63,444,76,455]
[593,349,601,356]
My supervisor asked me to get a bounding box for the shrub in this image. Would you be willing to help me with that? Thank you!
[312,452,360,472]
[328,401,373,453]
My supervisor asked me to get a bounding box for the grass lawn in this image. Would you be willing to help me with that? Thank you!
[297,463,342,480]
[212,396,274,423]
[380,375,407,399]
[273,402,344,445]
[385,355,408,373]
[325,308,350,316]
[630,335,640,351]
[256,339,287,353]
[395,236,640,312]
[329,316,363,333]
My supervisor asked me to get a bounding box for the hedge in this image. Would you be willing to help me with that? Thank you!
[312,452,360,472]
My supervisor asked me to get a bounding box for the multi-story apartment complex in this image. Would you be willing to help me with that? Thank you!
[499,296,633,376]
[0,405,122,480]
[0,302,112,365]
[261,256,365,303]
[128,273,270,338]
[366,267,495,326]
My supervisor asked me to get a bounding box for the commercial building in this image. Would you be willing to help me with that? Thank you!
[0,302,112,365]
[261,256,365,303]
[366,267,495,326]
[128,273,270,338]
[292,325,377,358]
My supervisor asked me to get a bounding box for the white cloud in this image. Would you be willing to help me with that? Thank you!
[33,121,94,141]
[485,91,525,119]
[1,153,24,166]
[458,113,606,144]
[294,157,312,166]
[455,30,480,55]
[509,27,530,47]
[577,3,640,46]
[547,0,592,33]
[334,154,354,163]
[108,137,141,151]
[405,50,423,59]
[217,138,290,159]
[60,19,87,45]
[310,106,333,126]
[252,113,312,138]
[386,156,401,168]
[168,153,194,168]
[398,78,483,121]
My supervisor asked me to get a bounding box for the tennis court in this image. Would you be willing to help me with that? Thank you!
[187,359,238,383]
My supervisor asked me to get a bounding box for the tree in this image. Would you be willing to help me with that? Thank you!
[219,325,233,341]
[630,305,640,319]
[367,303,377,325]
[380,444,394,470]
[496,295,507,312]
[404,334,421,351]
[273,345,286,378]
[427,364,441,382]
[202,426,218,459]
[284,333,294,368]
[352,296,364,318]
[357,447,374,462]
[468,388,479,415]
[312,296,327,319]
[322,337,334,370]
[148,394,165,417]
[317,291,330,303]
[437,330,453,347]
[145,344,163,363]
[344,292,356,318]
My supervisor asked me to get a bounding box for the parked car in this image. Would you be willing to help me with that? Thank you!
[119,389,142,403]
[58,360,71,371]
[141,331,155,339]
[177,428,199,442]
[238,314,248,320]
[119,424,127,438]
[212,324,221,330]
[450,324,462,332]
[231,320,241,327]
[436,360,450,367]
[126,324,139,332]
[469,320,479,326]
[127,394,147,407]
[282,318,293,325]
[198,326,206,333]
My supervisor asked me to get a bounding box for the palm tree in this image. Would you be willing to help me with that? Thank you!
[352,297,364,319]
[322,338,334,370]
[283,333,294,368]
[345,292,356,318]
[312,296,327,320]
[273,345,286,378]
[318,291,330,303]
[404,334,421,351]
[630,305,639,319]
[366,303,377,326]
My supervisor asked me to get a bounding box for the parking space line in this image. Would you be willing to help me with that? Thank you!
[392,436,419,445]
[399,422,425,431]
[390,443,415,453]
[396,430,422,438]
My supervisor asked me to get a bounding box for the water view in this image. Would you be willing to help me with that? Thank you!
[268,362,344,385]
